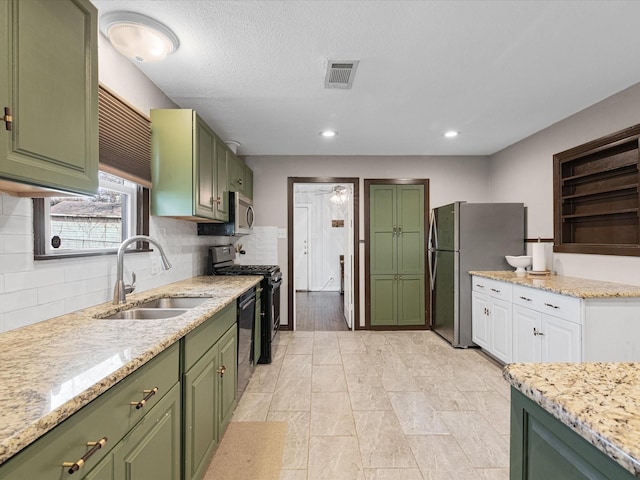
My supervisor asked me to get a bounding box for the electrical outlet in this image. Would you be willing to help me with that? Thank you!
[150,259,159,276]
[277,228,287,239]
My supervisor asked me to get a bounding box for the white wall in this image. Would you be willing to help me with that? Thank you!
[0,35,229,333]
[245,155,492,326]
[490,81,640,285]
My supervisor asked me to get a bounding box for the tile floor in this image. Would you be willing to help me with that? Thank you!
[231,330,511,480]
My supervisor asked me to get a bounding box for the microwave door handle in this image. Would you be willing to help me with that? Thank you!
[247,205,255,228]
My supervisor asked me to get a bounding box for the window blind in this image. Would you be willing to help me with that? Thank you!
[98,84,152,188]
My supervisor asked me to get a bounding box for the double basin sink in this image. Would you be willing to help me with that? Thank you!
[99,297,210,320]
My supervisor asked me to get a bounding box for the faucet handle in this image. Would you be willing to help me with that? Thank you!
[125,272,136,295]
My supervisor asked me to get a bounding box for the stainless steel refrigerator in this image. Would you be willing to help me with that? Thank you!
[428,202,525,347]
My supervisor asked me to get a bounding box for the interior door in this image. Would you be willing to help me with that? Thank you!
[294,205,310,291]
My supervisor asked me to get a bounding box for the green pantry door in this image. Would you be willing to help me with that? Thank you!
[369,183,427,327]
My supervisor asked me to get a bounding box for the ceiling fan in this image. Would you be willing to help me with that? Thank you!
[314,185,349,204]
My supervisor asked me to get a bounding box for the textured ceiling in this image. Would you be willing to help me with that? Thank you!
[92,0,640,156]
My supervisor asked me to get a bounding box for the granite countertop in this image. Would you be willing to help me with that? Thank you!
[0,275,261,465]
[470,271,640,299]
[504,362,640,477]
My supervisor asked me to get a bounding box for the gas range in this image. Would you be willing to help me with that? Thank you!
[213,264,282,284]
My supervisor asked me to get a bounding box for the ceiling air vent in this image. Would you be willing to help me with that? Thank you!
[325,60,359,89]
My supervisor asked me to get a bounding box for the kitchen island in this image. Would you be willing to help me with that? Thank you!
[504,362,640,479]
[0,275,261,470]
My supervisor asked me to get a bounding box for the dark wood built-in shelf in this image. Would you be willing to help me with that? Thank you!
[554,124,640,256]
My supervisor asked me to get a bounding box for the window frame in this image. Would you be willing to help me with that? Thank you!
[33,181,150,261]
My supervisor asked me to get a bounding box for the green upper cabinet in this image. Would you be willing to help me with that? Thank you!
[151,109,229,222]
[228,149,254,200]
[0,0,99,195]
[369,183,426,327]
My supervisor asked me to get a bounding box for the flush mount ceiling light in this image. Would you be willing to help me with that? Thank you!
[320,130,338,138]
[444,130,460,138]
[100,12,179,63]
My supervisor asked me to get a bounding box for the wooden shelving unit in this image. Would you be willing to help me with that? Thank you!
[554,124,640,256]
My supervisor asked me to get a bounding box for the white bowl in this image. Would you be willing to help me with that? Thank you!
[505,255,532,274]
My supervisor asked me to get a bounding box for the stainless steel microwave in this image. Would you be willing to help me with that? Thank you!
[197,192,254,236]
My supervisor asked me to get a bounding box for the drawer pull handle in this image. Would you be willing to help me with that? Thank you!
[491,288,500,293]
[217,365,227,377]
[475,284,485,288]
[62,437,107,474]
[519,296,532,302]
[533,327,545,336]
[131,387,158,410]
[544,303,560,309]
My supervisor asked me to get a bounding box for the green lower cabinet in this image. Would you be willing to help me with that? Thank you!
[183,324,238,480]
[510,388,635,480]
[371,275,424,326]
[85,383,181,480]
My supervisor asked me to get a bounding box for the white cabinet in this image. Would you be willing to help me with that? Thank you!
[473,274,640,364]
[472,277,512,363]
[512,285,581,363]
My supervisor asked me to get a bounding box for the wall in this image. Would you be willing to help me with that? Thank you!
[245,155,492,326]
[0,35,228,333]
[490,81,640,285]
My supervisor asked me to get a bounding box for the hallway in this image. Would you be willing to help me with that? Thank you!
[295,292,349,331]
[232,330,510,479]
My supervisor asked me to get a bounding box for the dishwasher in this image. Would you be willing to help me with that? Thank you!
[236,287,256,401]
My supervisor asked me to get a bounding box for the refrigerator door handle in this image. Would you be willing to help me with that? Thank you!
[429,249,437,291]
[428,210,438,250]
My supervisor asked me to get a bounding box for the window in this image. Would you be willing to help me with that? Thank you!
[553,123,640,256]
[34,172,149,259]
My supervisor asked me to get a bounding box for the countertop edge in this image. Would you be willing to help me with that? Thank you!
[470,271,640,299]
[0,275,262,466]
[503,365,640,478]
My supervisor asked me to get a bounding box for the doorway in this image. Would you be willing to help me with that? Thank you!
[287,177,360,331]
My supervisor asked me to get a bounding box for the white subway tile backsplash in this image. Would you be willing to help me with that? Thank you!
[5,300,66,330]
[0,194,225,333]
[3,234,33,254]
[0,288,38,314]
[0,215,32,235]
[0,253,33,274]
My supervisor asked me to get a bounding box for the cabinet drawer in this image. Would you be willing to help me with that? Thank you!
[184,302,237,371]
[513,286,581,323]
[0,342,180,479]
[472,276,512,301]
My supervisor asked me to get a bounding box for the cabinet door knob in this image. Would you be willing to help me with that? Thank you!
[217,365,227,377]
[533,327,544,336]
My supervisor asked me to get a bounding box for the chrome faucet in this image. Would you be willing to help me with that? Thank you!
[113,235,172,304]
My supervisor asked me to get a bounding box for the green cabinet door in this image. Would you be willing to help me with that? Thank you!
[0,0,98,195]
[228,151,245,192]
[510,388,636,480]
[369,183,426,327]
[111,383,181,480]
[397,275,425,325]
[183,345,219,480]
[370,275,398,326]
[218,325,238,432]
[244,165,254,200]
[214,137,230,219]
[151,109,229,221]
[195,117,216,218]
[370,185,398,275]
[397,186,425,275]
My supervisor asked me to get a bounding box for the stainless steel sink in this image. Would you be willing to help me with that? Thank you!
[101,308,189,320]
[135,297,209,309]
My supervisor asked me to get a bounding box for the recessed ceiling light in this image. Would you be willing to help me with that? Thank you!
[444,130,460,138]
[320,130,338,137]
